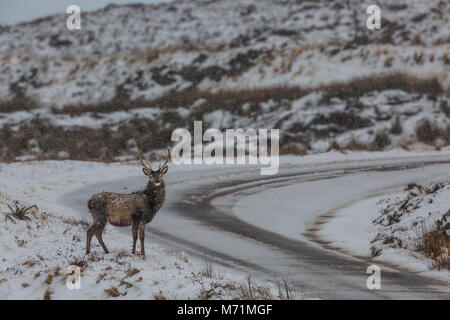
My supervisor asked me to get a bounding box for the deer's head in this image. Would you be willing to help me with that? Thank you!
[139,149,170,187]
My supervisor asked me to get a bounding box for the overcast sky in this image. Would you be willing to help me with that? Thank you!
[0,0,173,25]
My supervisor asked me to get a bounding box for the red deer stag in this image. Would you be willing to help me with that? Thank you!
[86,149,170,257]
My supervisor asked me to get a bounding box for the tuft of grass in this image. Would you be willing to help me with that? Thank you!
[153,292,167,300]
[440,101,450,118]
[233,276,274,300]
[0,96,37,113]
[44,274,53,285]
[321,73,443,104]
[274,278,299,300]
[104,287,121,298]
[22,260,37,268]
[342,137,368,152]
[125,268,140,278]
[416,213,450,270]
[68,257,88,269]
[327,140,344,153]
[7,202,38,221]
[201,255,214,279]
[415,118,440,144]
[53,266,61,277]
[279,143,308,156]
[96,273,107,284]
[370,131,391,151]
[390,115,403,135]
[370,246,382,257]
[196,275,301,300]
[43,288,53,300]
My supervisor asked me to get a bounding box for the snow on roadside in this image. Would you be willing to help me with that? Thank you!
[319,182,450,282]
[2,150,450,298]
[0,161,288,300]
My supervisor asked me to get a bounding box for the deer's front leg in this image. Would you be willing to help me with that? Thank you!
[131,221,138,254]
[138,222,146,258]
[86,225,95,255]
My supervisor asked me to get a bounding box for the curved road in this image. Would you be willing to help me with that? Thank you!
[60,156,450,299]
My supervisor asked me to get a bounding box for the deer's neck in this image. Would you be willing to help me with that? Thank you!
[145,181,166,211]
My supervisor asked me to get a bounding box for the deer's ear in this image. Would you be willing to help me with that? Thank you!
[143,168,151,176]
[160,166,168,175]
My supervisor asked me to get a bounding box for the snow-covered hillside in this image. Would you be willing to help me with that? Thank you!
[0,0,449,161]
[1,0,449,105]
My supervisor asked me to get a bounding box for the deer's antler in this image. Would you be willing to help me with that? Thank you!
[159,148,171,171]
[138,151,152,171]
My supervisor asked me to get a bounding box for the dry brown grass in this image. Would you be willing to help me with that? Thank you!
[44,274,53,285]
[197,276,300,300]
[415,118,441,144]
[153,292,167,300]
[370,131,391,151]
[279,143,308,156]
[0,96,37,113]
[326,138,369,153]
[0,73,446,161]
[53,86,309,116]
[320,73,443,104]
[0,119,174,161]
[43,288,53,300]
[390,115,403,135]
[416,213,450,270]
[22,260,38,268]
[50,73,445,116]
[104,287,121,297]
[125,268,141,278]
[343,137,369,152]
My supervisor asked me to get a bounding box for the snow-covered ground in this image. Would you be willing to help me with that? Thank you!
[0,160,292,300]
[227,149,450,282]
[319,183,450,281]
[1,150,450,299]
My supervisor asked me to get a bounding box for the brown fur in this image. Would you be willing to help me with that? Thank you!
[86,151,169,257]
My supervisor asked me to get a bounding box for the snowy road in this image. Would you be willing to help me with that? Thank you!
[60,155,450,299]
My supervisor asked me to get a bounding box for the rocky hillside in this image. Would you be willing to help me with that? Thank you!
[0,0,449,160]
[0,0,449,106]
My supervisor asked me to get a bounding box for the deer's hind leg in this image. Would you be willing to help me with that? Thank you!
[131,221,138,254]
[86,225,95,254]
[95,221,109,254]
